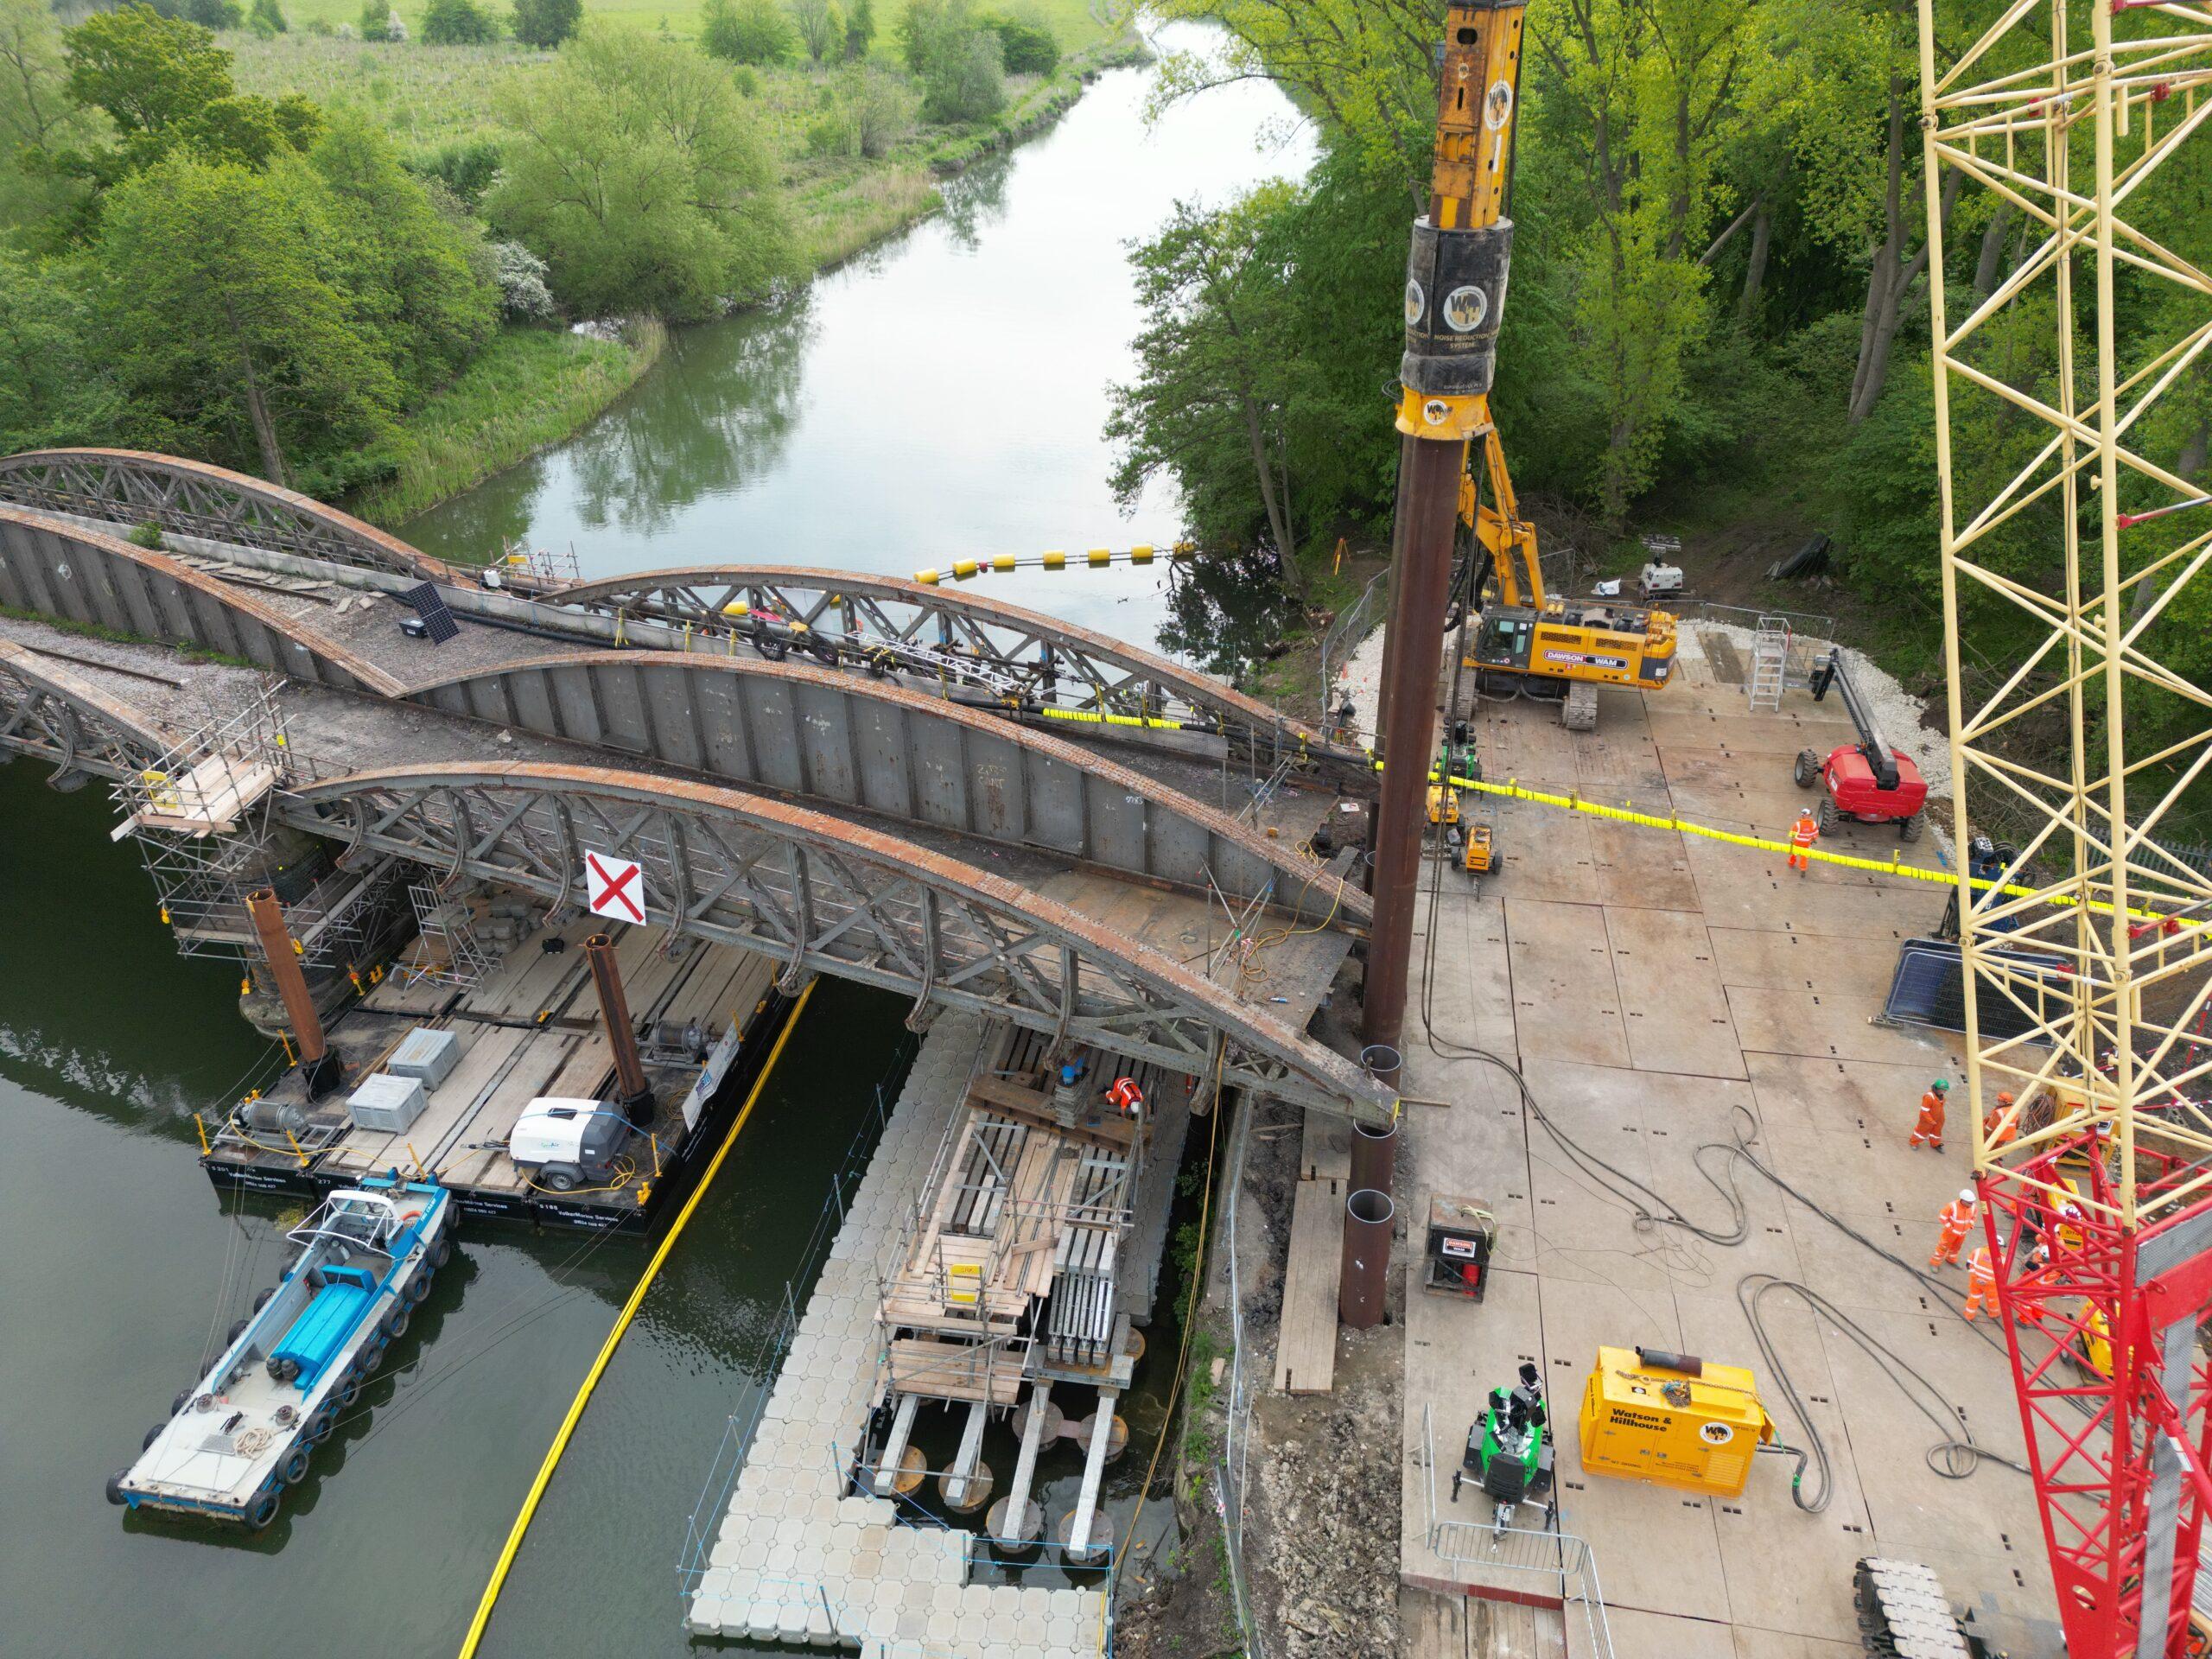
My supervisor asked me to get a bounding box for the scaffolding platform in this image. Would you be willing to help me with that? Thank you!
[686,1013,1115,1657]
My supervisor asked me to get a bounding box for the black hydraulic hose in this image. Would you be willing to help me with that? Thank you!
[1413,897,2038,1514]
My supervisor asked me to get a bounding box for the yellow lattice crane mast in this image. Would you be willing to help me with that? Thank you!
[1396,2,1678,733]
[1918,0,2212,1651]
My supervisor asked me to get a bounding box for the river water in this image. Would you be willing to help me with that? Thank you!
[0,37,1308,1659]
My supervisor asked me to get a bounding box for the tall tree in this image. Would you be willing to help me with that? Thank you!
[488,23,794,318]
[788,0,839,64]
[1109,188,1312,599]
[61,3,319,181]
[510,0,581,49]
[0,0,104,231]
[94,153,397,483]
[308,109,495,395]
[1526,0,1749,518]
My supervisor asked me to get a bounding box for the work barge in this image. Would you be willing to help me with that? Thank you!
[0,449,1380,1644]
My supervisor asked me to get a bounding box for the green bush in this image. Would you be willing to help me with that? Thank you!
[700,0,793,64]
[248,0,285,30]
[127,521,164,549]
[509,0,578,48]
[411,137,502,205]
[842,0,872,60]
[899,0,1003,122]
[982,10,1052,74]
[184,0,243,29]
[421,0,499,43]
[358,0,393,40]
[922,26,1001,123]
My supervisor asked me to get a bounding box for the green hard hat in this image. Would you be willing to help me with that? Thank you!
[1931,1078,1950,1091]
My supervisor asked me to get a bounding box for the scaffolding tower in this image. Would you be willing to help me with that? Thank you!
[1918,0,2212,1652]
[404,881,497,988]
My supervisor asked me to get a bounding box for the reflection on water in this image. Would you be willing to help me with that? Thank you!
[400,24,1316,648]
[1156,549,1306,683]
[565,301,816,537]
[937,149,1014,251]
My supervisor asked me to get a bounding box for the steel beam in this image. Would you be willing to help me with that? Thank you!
[406,651,1363,928]
[546,564,1367,778]
[283,761,1393,1120]
[0,511,407,697]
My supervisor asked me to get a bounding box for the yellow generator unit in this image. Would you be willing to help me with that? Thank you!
[1578,1345,1774,1497]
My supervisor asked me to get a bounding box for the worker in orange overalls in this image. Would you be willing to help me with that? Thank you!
[1788,808,1819,874]
[1983,1090,2018,1150]
[1930,1186,1977,1267]
[1910,1078,1951,1150]
[1963,1243,1998,1319]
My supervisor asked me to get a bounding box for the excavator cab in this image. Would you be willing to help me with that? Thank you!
[1471,611,1536,675]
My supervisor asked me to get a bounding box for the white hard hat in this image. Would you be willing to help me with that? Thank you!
[1960,1188,1977,1204]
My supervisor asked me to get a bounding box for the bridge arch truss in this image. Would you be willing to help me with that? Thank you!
[404,650,1365,928]
[288,761,1392,1120]
[0,449,453,584]
[0,640,177,785]
[549,565,1367,776]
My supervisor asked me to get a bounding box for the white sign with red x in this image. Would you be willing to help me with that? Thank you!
[584,851,646,925]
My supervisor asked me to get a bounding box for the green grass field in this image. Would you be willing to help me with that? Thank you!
[251,0,1117,50]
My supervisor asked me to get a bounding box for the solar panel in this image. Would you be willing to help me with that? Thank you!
[398,582,460,645]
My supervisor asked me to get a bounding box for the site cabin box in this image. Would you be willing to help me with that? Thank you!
[1577,1344,1774,1498]
[387,1027,463,1090]
[346,1073,428,1135]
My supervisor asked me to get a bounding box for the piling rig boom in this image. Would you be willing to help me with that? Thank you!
[1398,4,1678,721]
[1363,0,1526,1053]
[1917,0,2212,1651]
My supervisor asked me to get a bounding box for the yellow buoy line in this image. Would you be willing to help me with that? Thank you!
[456,981,817,1659]
[913,543,1196,584]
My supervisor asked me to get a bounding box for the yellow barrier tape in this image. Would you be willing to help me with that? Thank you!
[1418,762,2180,925]
[1036,705,1187,732]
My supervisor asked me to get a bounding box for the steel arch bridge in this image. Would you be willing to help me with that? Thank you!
[0,449,454,584]
[549,564,1369,777]
[286,762,1392,1119]
[0,507,408,696]
[404,650,1367,928]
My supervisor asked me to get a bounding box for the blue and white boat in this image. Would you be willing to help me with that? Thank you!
[109,1173,455,1528]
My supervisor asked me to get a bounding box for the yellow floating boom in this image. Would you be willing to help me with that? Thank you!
[913,543,1196,584]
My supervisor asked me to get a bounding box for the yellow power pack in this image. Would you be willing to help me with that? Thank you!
[1578,1345,1775,1497]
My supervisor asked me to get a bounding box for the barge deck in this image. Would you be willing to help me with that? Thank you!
[204,918,787,1230]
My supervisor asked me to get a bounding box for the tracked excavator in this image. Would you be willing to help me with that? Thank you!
[1411,0,1680,732]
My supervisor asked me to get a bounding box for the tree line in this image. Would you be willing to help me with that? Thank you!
[1108,0,2212,715]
